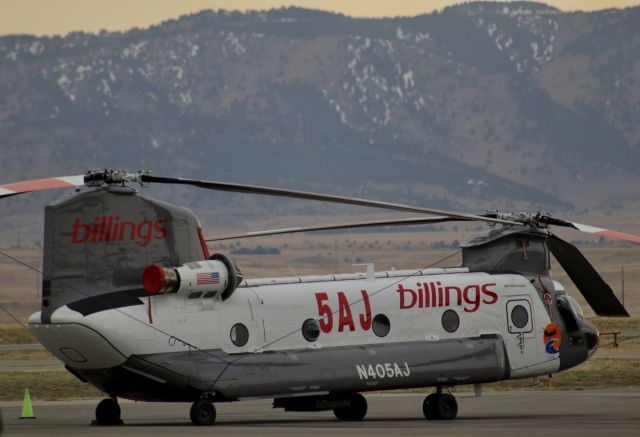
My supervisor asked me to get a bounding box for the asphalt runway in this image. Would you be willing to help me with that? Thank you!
[1,389,639,436]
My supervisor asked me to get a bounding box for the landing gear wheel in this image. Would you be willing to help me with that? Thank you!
[190,399,216,426]
[435,394,458,420]
[333,393,367,421]
[422,393,438,420]
[423,393,458,420]
[94,398,122,425]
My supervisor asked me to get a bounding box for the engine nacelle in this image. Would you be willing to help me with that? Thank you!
[142,253,243,300]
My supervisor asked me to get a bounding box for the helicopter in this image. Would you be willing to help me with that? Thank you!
[0,169,636,426]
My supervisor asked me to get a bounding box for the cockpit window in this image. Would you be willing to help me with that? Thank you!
[566,295,584,319]
[557,297,580,333]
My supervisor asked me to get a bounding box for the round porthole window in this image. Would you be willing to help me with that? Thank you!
[442,309,460,333]
[301,318,320,342]
[372,314,390,337]
[230,323,249,347]
[511,305,529,329]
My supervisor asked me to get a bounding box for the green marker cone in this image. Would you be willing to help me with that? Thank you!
[20,388,35,419]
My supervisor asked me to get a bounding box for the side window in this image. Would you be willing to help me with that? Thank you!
[442,309,460,333]
[301,318,320,342]
[372,314,390,337]
[230,323,249,347]
[511,305,529,329]
[506,299,533,333]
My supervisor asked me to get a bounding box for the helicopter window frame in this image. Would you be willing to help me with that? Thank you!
[230,323,249,347]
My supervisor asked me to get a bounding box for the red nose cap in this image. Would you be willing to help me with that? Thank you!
[142,264,166,295]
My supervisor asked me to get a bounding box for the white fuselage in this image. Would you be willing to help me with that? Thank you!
[30,266,560,383]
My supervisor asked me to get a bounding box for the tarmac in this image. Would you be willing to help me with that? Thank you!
[1,389,639,436]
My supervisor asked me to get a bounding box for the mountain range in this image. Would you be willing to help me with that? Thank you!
[1,1,639,236]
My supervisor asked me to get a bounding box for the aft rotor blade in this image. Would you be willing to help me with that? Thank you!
[0,175,85,199]
[547,234,628,317]
[206,216,464,241]
[569,222,640,244]
[540,215,640,244]
[143,175,519,226]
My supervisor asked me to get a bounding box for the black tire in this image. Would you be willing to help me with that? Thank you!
[333,393,367,421]
[190,400,216,426]
[434,394,458,420]
[95,398,121,425]
[422,393,438,420]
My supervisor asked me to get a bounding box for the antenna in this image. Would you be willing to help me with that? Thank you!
[621,265,625,307]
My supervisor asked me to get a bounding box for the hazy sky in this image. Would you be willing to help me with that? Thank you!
[2,0,639,37]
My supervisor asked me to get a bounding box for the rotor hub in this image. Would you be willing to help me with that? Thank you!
[84,169,150,187]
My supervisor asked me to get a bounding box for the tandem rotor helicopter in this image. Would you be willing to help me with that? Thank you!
[1,169,637,426]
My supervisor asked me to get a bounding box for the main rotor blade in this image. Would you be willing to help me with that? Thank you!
[143,175,519,226]
[569,222,640,244]
[205,216,465,241]
[0,175,85,199]
[547,234,628,317]
[540,215,640,244]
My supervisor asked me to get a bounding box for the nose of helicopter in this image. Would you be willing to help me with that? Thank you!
[580,318,599,358]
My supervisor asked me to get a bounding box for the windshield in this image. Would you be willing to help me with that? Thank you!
[566,295,585,319]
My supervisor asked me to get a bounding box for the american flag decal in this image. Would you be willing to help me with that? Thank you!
[196,271,220,285]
